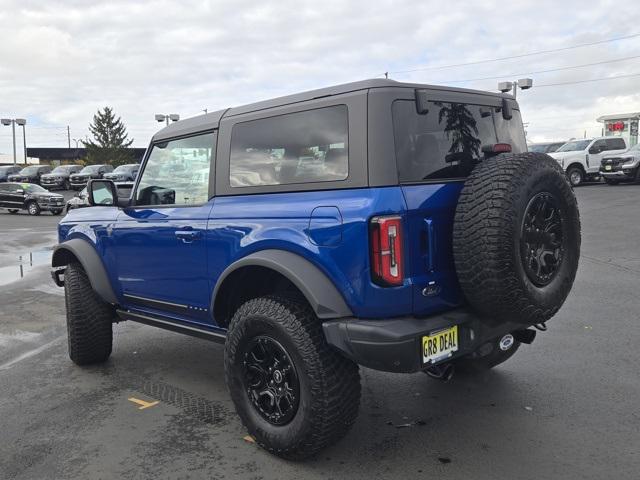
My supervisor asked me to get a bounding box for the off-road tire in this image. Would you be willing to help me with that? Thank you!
[64,262,114,365]
[225,294,361,460]
[453,337,521,373]
[27,201,40,216]
[566,166,584,187]
[453,152,581,325]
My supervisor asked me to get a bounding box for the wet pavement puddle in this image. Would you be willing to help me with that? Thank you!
[0,247,53,286]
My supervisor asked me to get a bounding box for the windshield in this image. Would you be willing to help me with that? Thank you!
[556,140,591,152]
[529,144,548,153]
[23,183,47,193]
[20,166,40,175]
[80,165,101,174]
[51,166,74,174]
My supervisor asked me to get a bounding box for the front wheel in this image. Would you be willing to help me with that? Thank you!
[27,201,40,216]
[225,295,361,460]
[64,262,114,365]
[566,166,584,187]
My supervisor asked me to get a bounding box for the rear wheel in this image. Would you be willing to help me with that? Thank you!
[64,262,114,365]
[27,201,40,216]
[566,166,584,187]
[225,294,361,460]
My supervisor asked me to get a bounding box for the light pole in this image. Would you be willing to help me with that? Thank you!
[16,119,27,165]
[1,118,21,166]
[155,114,180,126]
[498,78,533,98]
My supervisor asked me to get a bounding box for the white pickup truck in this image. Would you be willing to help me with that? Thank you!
[549,136,628,186]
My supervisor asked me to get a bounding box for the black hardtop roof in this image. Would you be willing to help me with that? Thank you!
[152,79,512,141]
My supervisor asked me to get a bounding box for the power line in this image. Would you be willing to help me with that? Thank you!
[386,33,640,74]
[536,72,640,87]
[442,55,640,83]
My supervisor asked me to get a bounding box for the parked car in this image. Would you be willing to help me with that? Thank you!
[0,182,65,215]
[69,164,114,190]
[51,79,580,459]
[600,142,640,184]
[7,165,52,184]
[40,164,83,190]
[103,164,139,182]
[65,186,89,212]
[529,141,566,154]
[549,136,628,186]
[0,165,22,182]
[65,182,134,213]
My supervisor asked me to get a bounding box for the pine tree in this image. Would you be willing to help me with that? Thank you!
[84,107,134,166]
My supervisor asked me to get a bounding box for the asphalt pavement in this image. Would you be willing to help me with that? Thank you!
[0,185,639,480]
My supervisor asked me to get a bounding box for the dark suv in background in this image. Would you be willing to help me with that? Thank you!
[7,165,52,184]
[41,164,83,190]
[103,164,139,182]
[69,164,113,190]
[0,165,21,182]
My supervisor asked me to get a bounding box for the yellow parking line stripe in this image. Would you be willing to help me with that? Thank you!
[128,397,159,410]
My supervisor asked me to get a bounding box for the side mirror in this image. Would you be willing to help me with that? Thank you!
[88,179,117,206]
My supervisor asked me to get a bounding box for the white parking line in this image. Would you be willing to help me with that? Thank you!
[0,336,65,371]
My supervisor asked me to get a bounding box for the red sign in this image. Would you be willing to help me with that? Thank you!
[607,121,626,132]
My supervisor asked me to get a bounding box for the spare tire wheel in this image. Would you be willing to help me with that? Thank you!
[453,152,581,325]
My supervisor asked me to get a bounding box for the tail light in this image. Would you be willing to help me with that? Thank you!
[482,143,512,155]
[370,215,404,286]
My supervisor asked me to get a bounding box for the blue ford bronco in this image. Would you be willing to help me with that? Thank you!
[51,79,581,459]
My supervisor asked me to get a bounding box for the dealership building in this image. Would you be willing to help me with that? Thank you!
[596,113,639,147]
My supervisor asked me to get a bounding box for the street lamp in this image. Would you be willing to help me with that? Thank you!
[155,114,180,126]
[498,78,533,98]
[1,117,27,166]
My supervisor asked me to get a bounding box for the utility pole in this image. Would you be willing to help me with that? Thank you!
[67,126,71,148]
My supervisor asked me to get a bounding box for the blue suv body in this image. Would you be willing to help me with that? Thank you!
[52,79,580,459]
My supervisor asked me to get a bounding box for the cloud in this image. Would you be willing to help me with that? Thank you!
[1,0,639,156]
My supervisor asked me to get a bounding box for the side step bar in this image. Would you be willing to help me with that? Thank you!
[116,309,226,344]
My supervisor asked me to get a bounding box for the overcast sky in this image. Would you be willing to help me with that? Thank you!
[1,0,639,158]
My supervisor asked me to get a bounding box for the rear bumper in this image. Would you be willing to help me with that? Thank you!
[322,309,526,373]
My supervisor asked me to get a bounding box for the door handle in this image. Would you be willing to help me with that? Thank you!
[175,230,202,243]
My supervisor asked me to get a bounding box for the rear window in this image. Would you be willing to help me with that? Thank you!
[392,100,526,182]
[229,105,348,187]
[606,138,626,150]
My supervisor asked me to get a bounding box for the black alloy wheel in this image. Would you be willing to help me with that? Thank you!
[243,335,300,426]
[520,192,564,287]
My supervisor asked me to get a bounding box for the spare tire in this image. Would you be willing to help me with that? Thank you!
[453,152,580,325]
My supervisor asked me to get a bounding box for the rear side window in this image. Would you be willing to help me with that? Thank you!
[393,100,526,182]
[606,138,626,150]
[229,105,348,187]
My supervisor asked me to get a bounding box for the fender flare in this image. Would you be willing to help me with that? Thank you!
[211,249,353,320]
[52,238,118,305]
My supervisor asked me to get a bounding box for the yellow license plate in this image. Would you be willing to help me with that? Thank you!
[605,165,612,171]
[422,326,459,364]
